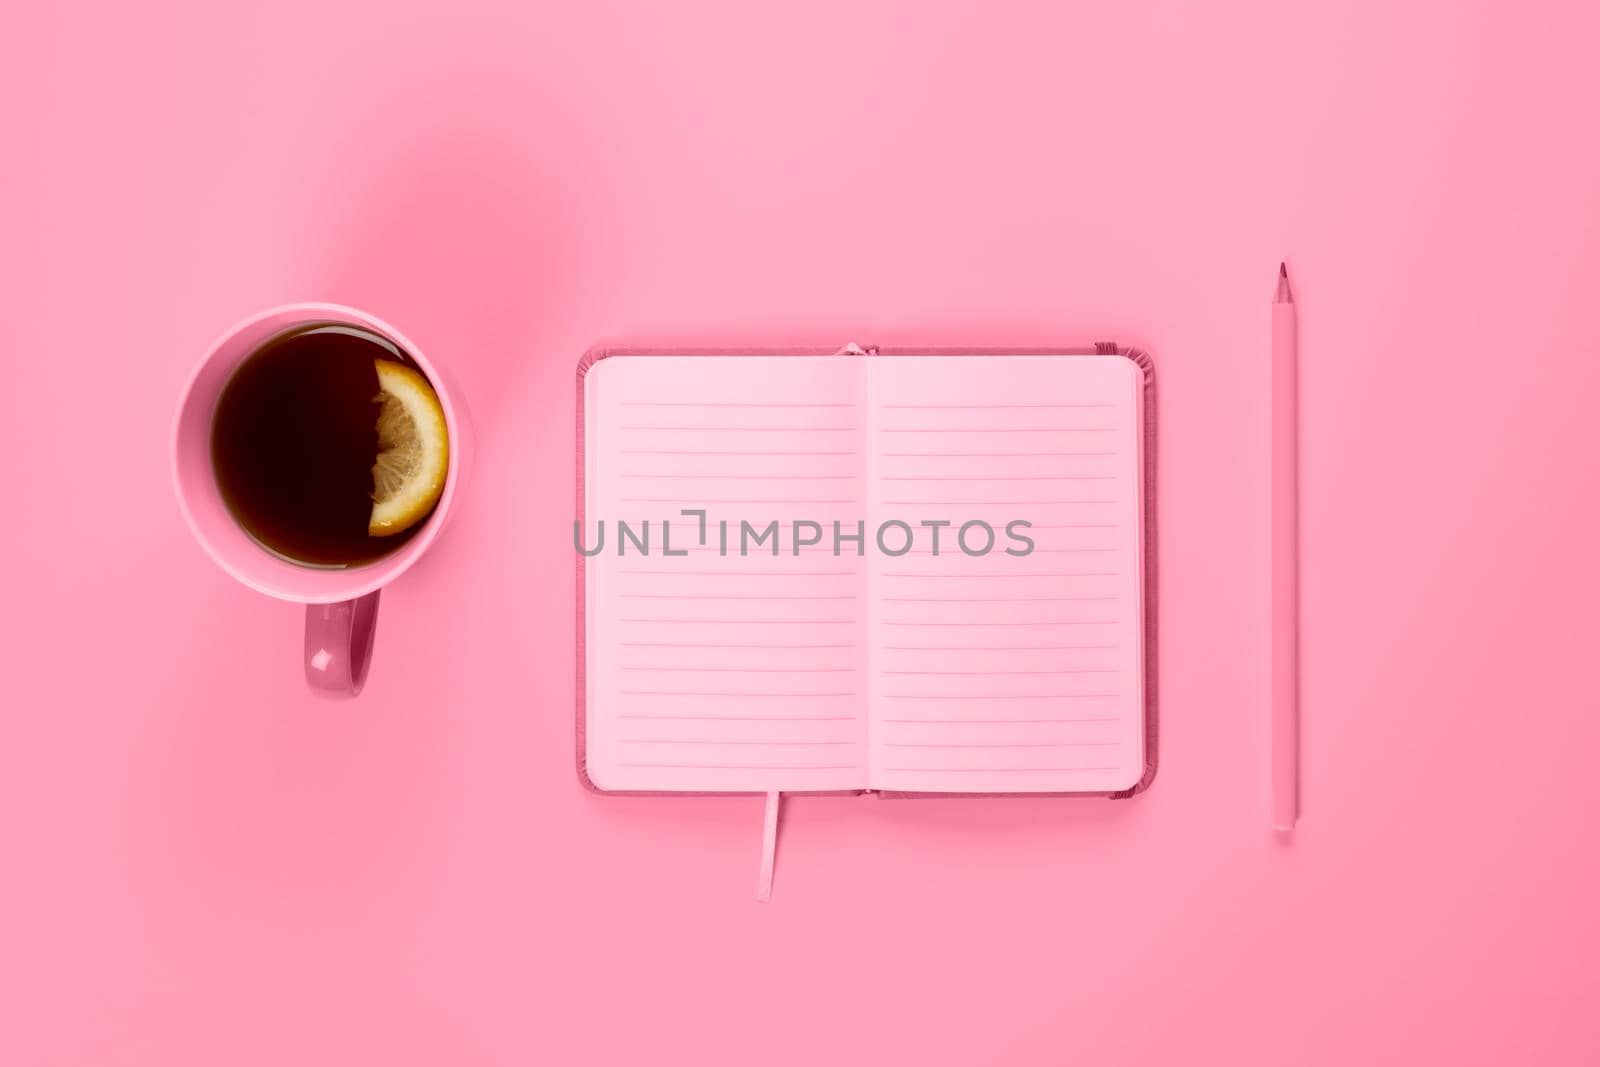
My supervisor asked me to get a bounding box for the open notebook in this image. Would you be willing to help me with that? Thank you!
[579,343,1155,807]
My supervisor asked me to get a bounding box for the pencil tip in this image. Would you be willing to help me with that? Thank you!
[1274,262,1293,303]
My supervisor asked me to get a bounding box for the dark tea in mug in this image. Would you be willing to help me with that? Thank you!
[211,323,448,567]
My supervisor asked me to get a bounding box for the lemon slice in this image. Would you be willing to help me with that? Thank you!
[369,360,449,536]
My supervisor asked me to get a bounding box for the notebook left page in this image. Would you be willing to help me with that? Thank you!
[583,355,870,793]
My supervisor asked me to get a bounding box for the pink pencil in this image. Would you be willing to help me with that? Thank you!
[1272,263,1299,832]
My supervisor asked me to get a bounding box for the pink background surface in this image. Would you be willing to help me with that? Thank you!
[5,1,1599,1064]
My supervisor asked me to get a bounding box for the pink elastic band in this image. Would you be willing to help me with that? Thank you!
[756,791,781,902]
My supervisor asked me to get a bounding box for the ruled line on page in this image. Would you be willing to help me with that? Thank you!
[619,763,857,771]
[881,717,1120,724]
[878,475,1116,482]
[628,546,855,555]
[878,403,1116,409]
[881,499,1117,506]
[882,742,1122,749]
[623,449,859,456]
[623,402,857,408]
[882,620,1116,627]
[621,739,856,745]
[882,572,1116,578]
[622,498,859,504]
[1029,548,1124,555]
[888,548,1115,556]
[880,693,1119,700]
[880,451,1116,457]
[870,556,1120,563]
[621,667,858,673]
[621,570,859,577]
[619,594,858,601]
[609,523,863,531]
[620,618,857,624]
[620,642,858,649]
[879,766,1121,773]
[619,689,858,697]
[879,669,1119,676]
[618,548,873,555]
[622,473,860,480]
[878,427,1116,434]
[881,645,1117,651]
[618,715,858,722]
[880,596,1117,603]
[623,425,857,432]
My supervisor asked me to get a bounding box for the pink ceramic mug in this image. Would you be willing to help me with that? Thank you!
[173,303,469,696]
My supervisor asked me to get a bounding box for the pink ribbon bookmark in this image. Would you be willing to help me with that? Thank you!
[756,791,781,903]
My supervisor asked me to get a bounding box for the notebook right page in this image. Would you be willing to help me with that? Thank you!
[864,355,1146,794]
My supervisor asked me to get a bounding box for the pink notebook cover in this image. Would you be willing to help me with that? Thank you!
[576,344,1157,800]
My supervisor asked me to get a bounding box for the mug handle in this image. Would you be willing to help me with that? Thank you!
[304,591,381,696]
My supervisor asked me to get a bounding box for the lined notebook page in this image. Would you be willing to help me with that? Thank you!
[584,356,869,793]
[864,355,1146,794]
